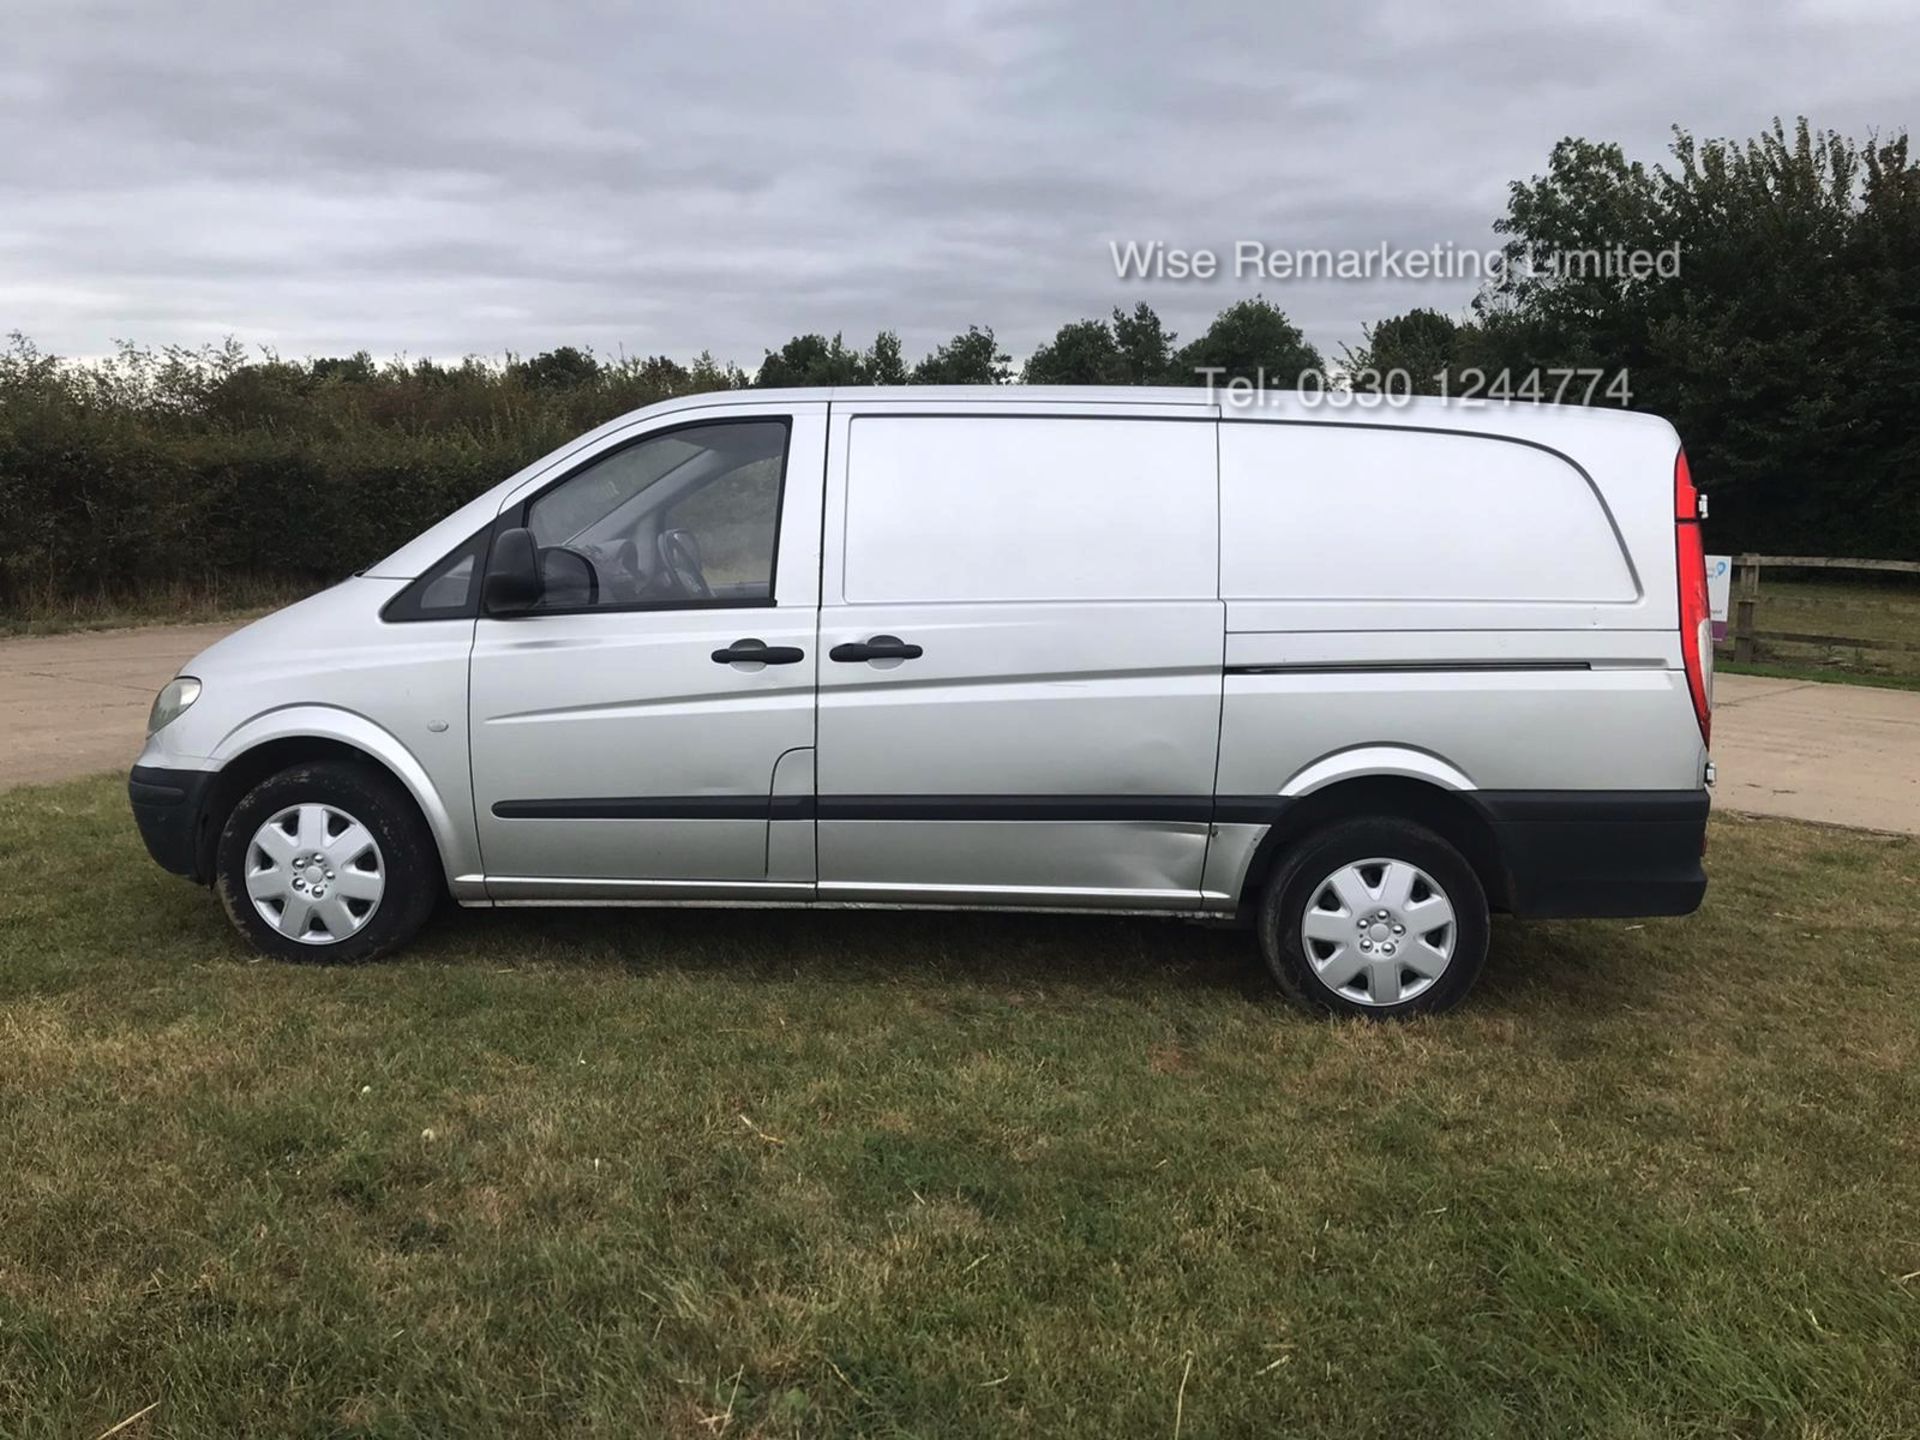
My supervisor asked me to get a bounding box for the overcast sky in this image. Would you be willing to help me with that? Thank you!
[3,0,1915,369]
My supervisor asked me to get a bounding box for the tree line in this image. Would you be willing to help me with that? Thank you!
[0,117,1912,611]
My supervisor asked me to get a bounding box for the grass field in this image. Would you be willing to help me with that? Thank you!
[2,776,1917,1437]
[1719,575,1920,684]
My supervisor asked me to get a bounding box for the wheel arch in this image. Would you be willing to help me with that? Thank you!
[1234,772,1512,919]
[200,708,476,889]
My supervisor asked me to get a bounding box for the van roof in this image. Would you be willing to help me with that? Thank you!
[640,384,1678,443]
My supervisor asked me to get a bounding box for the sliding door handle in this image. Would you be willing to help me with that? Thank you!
[712,639,805,665]
[829,635,924,663]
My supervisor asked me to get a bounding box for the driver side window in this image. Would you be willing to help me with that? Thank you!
[522,419,789,611]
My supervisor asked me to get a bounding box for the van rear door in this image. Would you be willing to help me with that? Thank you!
[813,403,1225,909]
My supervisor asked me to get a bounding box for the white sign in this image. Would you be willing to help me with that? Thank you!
[1707,554,1732,640]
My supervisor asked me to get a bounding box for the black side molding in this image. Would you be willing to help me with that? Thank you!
[493,796,781,820]
[492,794,1218,823]
[1226,661,1592,676]
[817,795,1212,822]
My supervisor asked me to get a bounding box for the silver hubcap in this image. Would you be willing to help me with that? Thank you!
[1299,856,1456,1006]
[245,803,385,945]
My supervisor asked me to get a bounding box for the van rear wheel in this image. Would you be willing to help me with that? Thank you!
[1257,817,1488,1017]
[214,760,440,963]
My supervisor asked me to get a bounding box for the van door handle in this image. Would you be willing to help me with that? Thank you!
[711,639,805,665]
[829,635,924,663]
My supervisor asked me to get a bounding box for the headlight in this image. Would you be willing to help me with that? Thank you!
[148,676,202,734]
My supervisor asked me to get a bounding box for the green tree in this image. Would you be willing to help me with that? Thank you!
[1490,137,1665,372]
[911,325,1011,384]
[686,351,748,393]
[1111,302,1177,382]
[1022,318,1126,384]
[310,352,377,385]
[629,354,691,394]
[1342,308,1468,393]
[510,346,601,391]
[1480,118,1920,555]
[1172,298,1321,387]
[1022,304,1177,384]
[754,333,866,387]
[864,330,908,384]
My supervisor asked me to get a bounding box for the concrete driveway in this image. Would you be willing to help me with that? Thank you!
[2,624,1916,835]
[0,623,235,787]
[1709,671,1919,834]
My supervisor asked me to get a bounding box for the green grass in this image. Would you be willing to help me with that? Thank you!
[1717,657,1920,693]
[2,776,1918,1438]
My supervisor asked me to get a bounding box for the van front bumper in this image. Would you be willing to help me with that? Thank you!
[129,765,216,883]
[1475,789,1709,919]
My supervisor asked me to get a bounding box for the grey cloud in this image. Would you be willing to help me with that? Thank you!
[1,0,1914,366]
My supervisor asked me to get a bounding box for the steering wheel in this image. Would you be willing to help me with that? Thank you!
[657,528,712,599]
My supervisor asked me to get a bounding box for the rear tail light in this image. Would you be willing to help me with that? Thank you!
[1674,448,1712,746]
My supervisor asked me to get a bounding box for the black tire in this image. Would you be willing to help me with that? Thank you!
[1257,817,1489,1018]
[214,760,441,963]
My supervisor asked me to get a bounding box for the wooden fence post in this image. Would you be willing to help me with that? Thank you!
[1733,556,1760,662]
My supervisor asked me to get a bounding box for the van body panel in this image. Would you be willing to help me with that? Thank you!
[813,404,1226,903]
[1219,422,1639,605]
[837,412,1218,603]
[1217,667,1703,797]
[815,599,1223,792]
[816,822,1219,909]
[467,612,816,883]
[767,746,817,883]
[1200,823,1268,906]
[1217,395,1681,638]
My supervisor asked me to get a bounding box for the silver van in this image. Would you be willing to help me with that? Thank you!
[130,387,1713,1015]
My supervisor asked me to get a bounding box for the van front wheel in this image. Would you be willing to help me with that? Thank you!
[214,761,440,963]
[1257,818,1488,1017]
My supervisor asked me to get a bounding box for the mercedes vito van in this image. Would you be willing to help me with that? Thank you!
[130,386,1713,1016]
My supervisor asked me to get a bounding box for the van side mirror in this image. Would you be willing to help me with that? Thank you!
[483,527,543,613]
